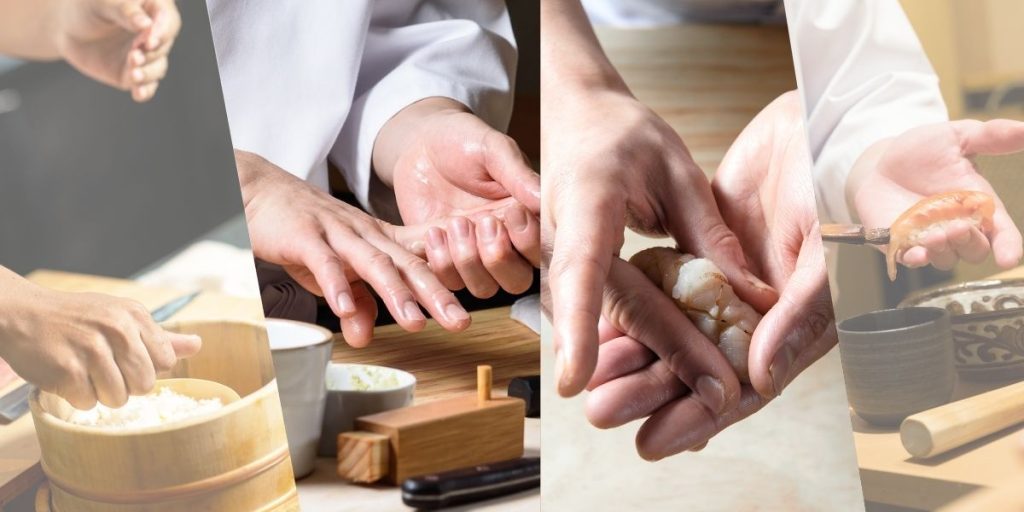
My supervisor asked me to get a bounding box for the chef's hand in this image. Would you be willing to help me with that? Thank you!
[540,1,777,398]
[586,92,836,460]
[374,97,541,298]
[848,120,1024,273]
[0,267,201,410]
[51,0,180,102]
[236,150,472,348]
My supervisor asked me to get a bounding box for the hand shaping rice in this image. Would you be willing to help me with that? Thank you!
[629,247,762,382]
[66,387,223,429]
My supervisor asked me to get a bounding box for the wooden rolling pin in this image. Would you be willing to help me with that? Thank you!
[900,380,1024,458]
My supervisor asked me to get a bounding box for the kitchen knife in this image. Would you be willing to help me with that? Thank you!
[0,383,31,424]
[150,290,201,322]
[0,290,201,424]
[508,375,540,418]
[401,457,540,510]
[821,224,890,245]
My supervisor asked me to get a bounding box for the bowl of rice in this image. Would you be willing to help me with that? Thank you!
[62,378,240,431]
[29,319,298,512]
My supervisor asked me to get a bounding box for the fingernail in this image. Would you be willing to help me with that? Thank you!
[428,228,445,249]
[403,301,425,322]
[336,292,356,316]
[689,441,708,452]
[132,69,144,82]
[554,349,568,392]
[453,218,471,238]
[506,206,528,233]
[478,217,498,241]
[695,375,727,413]
[770,344,796,396]
[445,303,470,322]
[743,268,774,294]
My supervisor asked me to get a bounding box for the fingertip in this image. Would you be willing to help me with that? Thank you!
[171,334,202,358]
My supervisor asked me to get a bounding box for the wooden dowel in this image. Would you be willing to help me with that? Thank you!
[900,380,1024,458]
[477,365,492,405]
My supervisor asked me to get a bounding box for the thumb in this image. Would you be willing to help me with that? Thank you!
[482,132,541,215]
[747,231,834,398]
[167,333,202,359]
[666,201,779,314]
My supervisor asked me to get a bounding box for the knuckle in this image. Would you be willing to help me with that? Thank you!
[366,252,395,273]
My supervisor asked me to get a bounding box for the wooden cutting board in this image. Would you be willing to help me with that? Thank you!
[856,265,1024,510]
[330,307,539,402]
[0,270,264,507]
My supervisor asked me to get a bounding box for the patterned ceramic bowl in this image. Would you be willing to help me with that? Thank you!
[899,279,1024,381]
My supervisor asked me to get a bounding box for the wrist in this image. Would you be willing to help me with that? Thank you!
[845,138,893,222]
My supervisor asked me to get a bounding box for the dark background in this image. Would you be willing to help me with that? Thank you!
[0,2,244,278]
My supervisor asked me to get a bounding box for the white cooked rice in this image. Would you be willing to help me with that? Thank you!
[66,387,223,429]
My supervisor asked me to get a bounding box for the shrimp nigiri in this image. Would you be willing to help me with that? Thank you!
[886,191,995,281]
[629,247,762,382]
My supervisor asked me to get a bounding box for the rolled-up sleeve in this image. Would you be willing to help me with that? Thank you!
[331,0,518,210]
[788,0,948,224]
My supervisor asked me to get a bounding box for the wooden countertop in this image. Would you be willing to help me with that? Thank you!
[0,270,264,507]
[855,265,1024,510]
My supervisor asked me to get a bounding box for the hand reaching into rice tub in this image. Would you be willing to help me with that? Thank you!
[0,266,201,409]
[584,92,837,460]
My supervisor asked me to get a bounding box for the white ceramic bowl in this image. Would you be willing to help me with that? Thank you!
[266,319,334,478]
[317,363,415,456]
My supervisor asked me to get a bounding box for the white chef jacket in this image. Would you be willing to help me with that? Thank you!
[206,1,517,212]
[787,0,948,225]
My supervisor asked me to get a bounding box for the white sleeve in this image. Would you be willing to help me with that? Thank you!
[786,0,948,224]
[330,0,517,211]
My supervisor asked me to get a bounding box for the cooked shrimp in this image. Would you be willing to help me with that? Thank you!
[886,191,995,281]
[629,247,762,382]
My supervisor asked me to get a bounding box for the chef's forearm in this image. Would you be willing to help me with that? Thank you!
[0,0,64,60]
[541,0,629,101]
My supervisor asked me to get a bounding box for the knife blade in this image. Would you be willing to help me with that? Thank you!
[401,457,540,510]
[0,383,32,424]
[821,224,890,245]
[150,290,201,323]
[0,291,201,424]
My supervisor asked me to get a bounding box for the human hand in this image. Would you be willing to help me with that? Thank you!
[586,92,836,459]
[56,0,181,102]
[236,150,472,348]
[0,271,201,409]
[542,86,778,398]
[848,120,1024,274]
[375,98,540,298]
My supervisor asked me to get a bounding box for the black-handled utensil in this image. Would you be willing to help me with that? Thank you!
[507,375,540,418]
[401,457,540,510]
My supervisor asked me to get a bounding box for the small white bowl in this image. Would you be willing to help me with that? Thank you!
[317,363,415,456]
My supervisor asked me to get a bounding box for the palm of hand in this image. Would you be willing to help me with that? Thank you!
[393,112,518,226]
[853,123,987,230]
